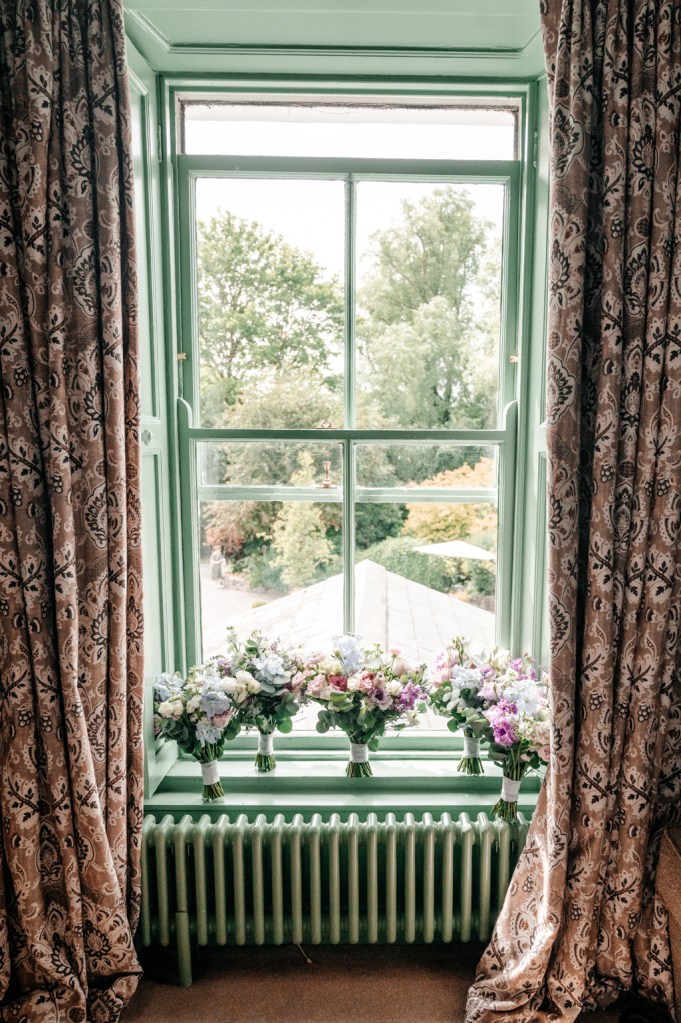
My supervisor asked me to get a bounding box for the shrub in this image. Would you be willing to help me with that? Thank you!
[240,547,287,594]
[358,537,451,592]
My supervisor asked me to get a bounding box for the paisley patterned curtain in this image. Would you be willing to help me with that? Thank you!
[467,3,681,1021]
[0,2,143,1020]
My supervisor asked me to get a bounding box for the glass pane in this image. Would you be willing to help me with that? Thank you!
[198,441,343,489]
[355,181,504,430]
[199,500,343,660]
[183,102,518,160]
[194,177,345,428]
[355,444,498,490]
[354,500,497,665]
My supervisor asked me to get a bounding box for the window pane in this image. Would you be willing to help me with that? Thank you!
[355,443,498,490]
[354,501,497,664]
[198,441,343,489]
[355,181,504,430]
[199,500,343,660]
[183,102,518,160]
[194,177,345,428]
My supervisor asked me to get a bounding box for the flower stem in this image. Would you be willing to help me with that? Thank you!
[457,755,484,775]
[491,797,518,822]
[346,760,373,778]
[255,730,276,772]
[202,781,224,801]
[491,745,525,823]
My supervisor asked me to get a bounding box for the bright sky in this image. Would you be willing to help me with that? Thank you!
[187,106,511,279]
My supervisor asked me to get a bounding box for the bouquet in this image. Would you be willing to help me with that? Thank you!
[481,655,550,821]
[429,637,491,775]
[154,664,241,800]
[306,636,428,777]
[221,628,305,771]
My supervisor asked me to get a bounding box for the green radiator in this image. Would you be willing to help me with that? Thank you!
[140,811,529,986]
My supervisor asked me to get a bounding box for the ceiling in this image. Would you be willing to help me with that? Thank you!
[124,0,544,78]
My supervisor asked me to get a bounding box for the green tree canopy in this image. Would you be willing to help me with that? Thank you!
[271,454,335,589]
[358,187,501,433]
[197,212,344,425]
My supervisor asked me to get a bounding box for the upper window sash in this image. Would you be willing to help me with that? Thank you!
[175,154,522,432]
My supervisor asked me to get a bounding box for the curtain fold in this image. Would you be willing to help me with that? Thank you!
[467,2,681,1020]
[0,1,143,1020]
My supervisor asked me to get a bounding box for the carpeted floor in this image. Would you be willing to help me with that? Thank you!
[122,944,622,1023]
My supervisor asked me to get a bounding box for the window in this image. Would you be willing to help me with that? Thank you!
[175,97,523,732]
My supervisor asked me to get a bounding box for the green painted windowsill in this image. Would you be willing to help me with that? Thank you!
[146,753,541,822]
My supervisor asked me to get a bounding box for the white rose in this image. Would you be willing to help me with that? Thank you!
[234,685,249,704]
[236,670,255,684]
[325,659,343,675]
[186,695,202,714]
[158,698,183,720]
[220,678,237,694]
[247,679,262,694]
[386,679,401,696]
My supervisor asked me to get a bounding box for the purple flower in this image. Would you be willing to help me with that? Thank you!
[398,682,422,711]
[484,698,520,747]
[492,721,518,746]
[370,687,393,710]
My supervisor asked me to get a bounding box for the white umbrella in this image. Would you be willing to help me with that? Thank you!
[415,540,496,561]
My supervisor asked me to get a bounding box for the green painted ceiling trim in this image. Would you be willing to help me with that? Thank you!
[124,5,544,79]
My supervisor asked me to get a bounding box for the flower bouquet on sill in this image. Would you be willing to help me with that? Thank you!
[481,656,550,822]
[220,628,305,772]
[306,636,429,777]
[153,665,241,801]
[430,637,492,775]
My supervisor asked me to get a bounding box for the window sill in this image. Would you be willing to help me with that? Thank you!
[145,754,541,822]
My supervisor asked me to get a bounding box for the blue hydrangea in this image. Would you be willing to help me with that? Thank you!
[196,718,223,747]
[253,654,289,692]
[451,666,483,691]
[332,634,365,675]
[154,671,182,703]
[201,689,231,718]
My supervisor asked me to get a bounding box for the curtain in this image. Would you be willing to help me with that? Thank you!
[0,1,143,1020]
[467,2,681,1021]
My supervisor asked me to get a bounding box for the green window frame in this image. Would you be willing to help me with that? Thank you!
[170,95,536,753]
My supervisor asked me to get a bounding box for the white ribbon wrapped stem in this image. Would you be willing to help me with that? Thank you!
[501,776,521,802]
[350,743,369,764]
[463,736,481,758]
[258,732,274,756]
[201,760,220,785]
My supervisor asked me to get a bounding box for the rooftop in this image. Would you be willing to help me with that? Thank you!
[202,559,495,663]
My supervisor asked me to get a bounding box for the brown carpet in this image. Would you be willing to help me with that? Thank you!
[122,945,622,1023]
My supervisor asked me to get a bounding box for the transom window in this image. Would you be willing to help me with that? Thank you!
[175,98,522,730]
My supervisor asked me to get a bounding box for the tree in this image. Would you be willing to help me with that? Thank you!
[197,213,344,425]
[360,188,487,325]
[271,454,334,589]
[403,459,497,545]
[357,187,501,433]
